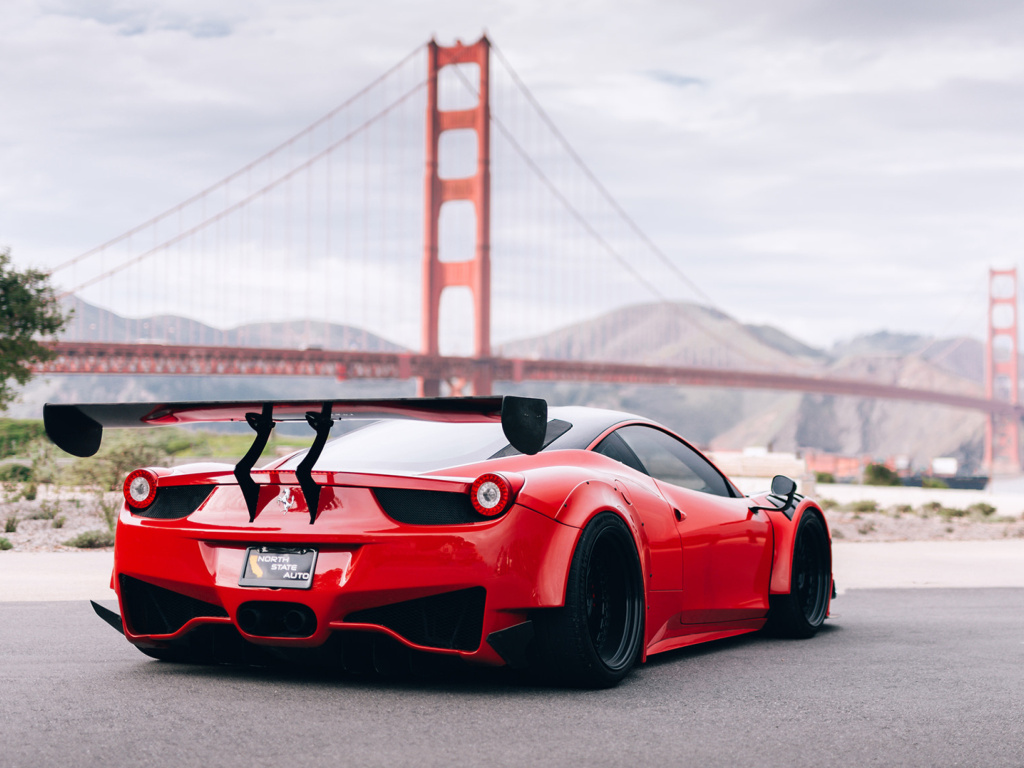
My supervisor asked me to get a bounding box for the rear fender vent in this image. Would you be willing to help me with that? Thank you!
[344,587,486,652]
[373,488,488,525]
[132,485,215,520]
[120,574,227,636]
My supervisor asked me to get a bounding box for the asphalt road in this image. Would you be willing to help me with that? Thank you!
[2,589,1023,768]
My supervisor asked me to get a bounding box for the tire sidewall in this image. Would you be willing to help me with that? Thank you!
[563,512,645,685]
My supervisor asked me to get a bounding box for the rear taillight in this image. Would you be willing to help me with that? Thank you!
[470,473,515,517]
[123,468,159,509]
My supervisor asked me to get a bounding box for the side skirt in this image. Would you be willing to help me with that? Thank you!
[645,619,765,658]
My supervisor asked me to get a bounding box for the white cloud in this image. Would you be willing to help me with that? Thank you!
[3,0,1024,352]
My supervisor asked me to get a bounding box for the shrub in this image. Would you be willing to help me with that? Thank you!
[937,506,967,518]
[819,498,839,510]
[922,477,949,489]
[4,514,18,533]
[64,530,115,548]
[66,432,170,492]
[864,463,901,486]
[21,482,37,501]
[0,419,45,459]
[815,472,835,484]
[52,515,66,529]
[0,463,32,482]
[848,499,879,514]
[29,500,59,520]
[967,502,997,517]
[891,504,914,517]
[0,536,11,550]
[858,522,877,535]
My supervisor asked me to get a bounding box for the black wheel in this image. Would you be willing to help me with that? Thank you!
[765,511,831,638]
[534,512,645,688]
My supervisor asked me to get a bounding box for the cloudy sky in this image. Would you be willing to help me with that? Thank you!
[3,0,1024,349]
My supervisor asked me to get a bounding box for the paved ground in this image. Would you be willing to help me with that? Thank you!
[3,543,1024,766]
[2,589,1022,767]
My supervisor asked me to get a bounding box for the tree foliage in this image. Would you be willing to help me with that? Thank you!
[863,462,901,486]
[0,248,67,411]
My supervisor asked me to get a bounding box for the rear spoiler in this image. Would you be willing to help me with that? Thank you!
[44,396,547,524]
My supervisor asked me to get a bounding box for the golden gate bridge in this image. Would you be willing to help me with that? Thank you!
[31,36,1022,473]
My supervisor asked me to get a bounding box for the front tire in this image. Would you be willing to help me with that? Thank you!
[534,512,645,688]
[765,510,831,638]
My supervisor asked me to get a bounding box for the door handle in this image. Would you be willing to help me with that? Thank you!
[674,508,686,522]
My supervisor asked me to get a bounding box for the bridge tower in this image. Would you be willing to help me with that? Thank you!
[984,267,1021,474]
[419,36,492,396]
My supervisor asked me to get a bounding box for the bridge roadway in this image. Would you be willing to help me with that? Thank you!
[35,341,1023,418]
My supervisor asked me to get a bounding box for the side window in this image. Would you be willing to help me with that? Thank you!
[615,426,732,497]
[592,431,647,475]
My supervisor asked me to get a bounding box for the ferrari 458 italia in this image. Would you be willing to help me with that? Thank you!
[45,396,833,688]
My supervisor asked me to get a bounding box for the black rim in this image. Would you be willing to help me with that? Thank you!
[584,528,643,671]
[793,516,829,627]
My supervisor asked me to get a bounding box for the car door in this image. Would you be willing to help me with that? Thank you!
[606,425,773,626]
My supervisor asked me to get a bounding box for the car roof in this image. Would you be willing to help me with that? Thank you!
[544,405,651,451]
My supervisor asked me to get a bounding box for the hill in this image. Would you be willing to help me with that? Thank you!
[13,298,999,472]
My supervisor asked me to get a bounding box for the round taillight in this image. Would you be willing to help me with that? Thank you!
[470,473,513,517]
[123,469,158,509]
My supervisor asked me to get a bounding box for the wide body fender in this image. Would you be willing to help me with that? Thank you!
[764,499,832,595]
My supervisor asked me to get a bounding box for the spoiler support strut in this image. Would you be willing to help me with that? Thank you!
[234,403,275,523]
[296,402,334,524]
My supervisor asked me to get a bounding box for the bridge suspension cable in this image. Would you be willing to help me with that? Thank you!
[49,44,426,278]
[58,79,428,298]
[490,42,718,310]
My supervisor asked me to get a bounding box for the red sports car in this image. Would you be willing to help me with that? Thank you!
[45,396,833,688]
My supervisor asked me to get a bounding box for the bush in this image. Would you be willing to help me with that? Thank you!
[52,515,66,529]
[819,498,839,510]
[864,463,901,486]
[0,537,11,550]
[64,530,115,548]
[0,463,32,482]
[4,514,18,533]
[922,477,949,489]
[967,502,997,517]
[21,482,37,501]
[848,499,879,513]
[28,500,59,520]
[815,472,835,484]
[0,419,45,459]
[66,432,170,492]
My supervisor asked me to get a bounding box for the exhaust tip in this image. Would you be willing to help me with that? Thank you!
[236,602,316,638]
[237,606,261,634]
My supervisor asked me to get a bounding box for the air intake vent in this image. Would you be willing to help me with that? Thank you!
[373,488,485,525]
[119,575,227,636]
[132,485,215,520]
[344,587,486,652]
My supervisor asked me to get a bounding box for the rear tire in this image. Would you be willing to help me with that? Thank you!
[765,511,831,638]
[534,512,645,688]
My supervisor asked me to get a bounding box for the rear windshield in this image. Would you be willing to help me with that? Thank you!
[279,419,523,474]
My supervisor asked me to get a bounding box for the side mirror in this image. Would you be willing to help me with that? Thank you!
[749,475,801,517]
[771,475,797,501]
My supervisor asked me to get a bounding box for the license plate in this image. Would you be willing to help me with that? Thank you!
[239,547,318,590]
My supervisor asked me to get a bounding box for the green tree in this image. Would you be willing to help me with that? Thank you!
[0,247,67,411]
[863,462,901,486]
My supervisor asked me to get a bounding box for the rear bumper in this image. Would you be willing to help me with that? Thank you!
[112,484,579,666]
